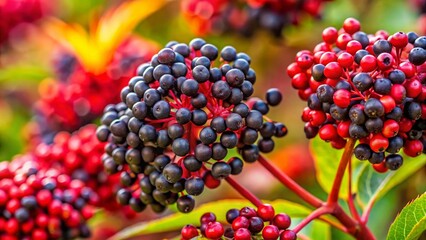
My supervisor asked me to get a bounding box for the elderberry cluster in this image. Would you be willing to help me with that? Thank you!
[0,155,96,239]
[181,204,296,240]
[288,18,425,172]
[33,125,127,213]
[181,0,330,37]
[96,38,287,213]
[31,37,158,143]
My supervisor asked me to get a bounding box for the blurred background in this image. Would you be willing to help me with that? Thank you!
[0,0,425,239]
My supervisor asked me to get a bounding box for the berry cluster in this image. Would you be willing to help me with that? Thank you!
[288,18,425,171]
[33,125,127,212]
[181,0,330,37]
[31,37,158,143]
[0,155,96,239]
[96,38,286,213]
[181,204,296,240]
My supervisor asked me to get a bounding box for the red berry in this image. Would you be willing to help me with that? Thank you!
[200,212,216,224]
[287,63,302,78]
[405,79,422,98]
[399,118,413,133]
[390,84,406,104]
[379,95,396,113]
[234,228,252,240]
[36,189,53,207]
[373,161,388,173]
[403,140,423,157]
[376,53,394,70]
[0,190,8,206]
[291,73,309,89]
[382,119,399,138]
[322,27,338,44]
[337,52,354,68]
[324,62,343,79]
[296,53,314,69]
[232,216,250,230]
[337,121,351,138]
[369,134,389,152]
[319,52,337,65]
[262,225,280,240]
[271,213,291,229]
[205,222,224,239]
[32,229,48,240]
[319,124,337,141]
[343,18,361,34]
[280,230,298,240]
[333,89,351,108]
[181,224,199,240]
[336,33,352,50]
[389,32,408,48]
[360,55,377,72]
[257,204,275,221]
[399,61,416,78]
[239,207,257,218]
[346,40,362,55]
[5,219,19,235]
[309,110,326,127]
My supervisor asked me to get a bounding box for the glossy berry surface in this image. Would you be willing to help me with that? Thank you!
[288,18,425,172]
[96,39,287,214]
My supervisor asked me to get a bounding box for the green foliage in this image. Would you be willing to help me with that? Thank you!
[110,199,311,240]
[387,192,426,240]
[355,154,426,207]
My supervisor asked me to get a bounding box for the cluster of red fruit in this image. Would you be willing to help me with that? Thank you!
[181,204,296,240]
[31,37,158,142]
[32,125,131,214]
[0,155,95,239]
[288,18,425,171]
[181,0,330,37]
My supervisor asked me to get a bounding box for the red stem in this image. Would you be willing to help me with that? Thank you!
[293,206,332,233]
[225,177,263,207]
[327,138,356,204]
[257,155,323,208]
[347,156,361,221]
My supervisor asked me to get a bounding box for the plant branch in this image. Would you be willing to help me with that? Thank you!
[258,155,323,208]
[347,157,361,221]
[293,206,332,233]
[327,138,356,204]
[225,177,262,207]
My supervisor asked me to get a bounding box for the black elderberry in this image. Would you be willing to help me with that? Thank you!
[176,108,192,124]
[163,163,183,183]
[385,154,403,170]
[181,79,199,97]
[116,189,132,205]
[354,144,372,160]
[373,40,392,55]
[229,157,244,175]
[220,131,238,148]
[212,143,228,160]
[211,117,227,133]
[211,161,232,179]
[184,155,203,172]
[185,177,205,195]
[212,81,232,99]
[195,144,213,162]
[177,195,195,213]
[172,138,190,156]
[353,73,373,92]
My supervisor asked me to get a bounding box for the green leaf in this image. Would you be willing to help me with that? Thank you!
[0,65,51,83]
[310,137,349,199]
[387,193,426,240]
[356,154,426,206]
[109,199,311,240]
[298,219,331,240]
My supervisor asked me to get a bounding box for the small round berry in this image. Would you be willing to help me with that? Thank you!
[343,18,361,34]
[257,204,275,221]
[280,230,297,240]
[262,225,280,240]
[232,216,250,230]
[266,88,282,106]
[385,154,403,170]
[226,208,240,224]
[181,224,199,240]
[248,216,264,234]
[234,228,252,240]
[272,213,291,230]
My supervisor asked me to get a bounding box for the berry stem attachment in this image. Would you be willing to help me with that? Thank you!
[225,177,262,207]
[327,138,356,204]
[257,155,323,208]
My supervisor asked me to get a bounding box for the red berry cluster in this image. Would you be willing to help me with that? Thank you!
[288,18,426,171]
[33,125,129,213]
[0,0,49,45]
[31,37,158,142]
[181,204,296,240]
[96,38,287,214]
[181,0,330,37]
[0,155,96,239]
